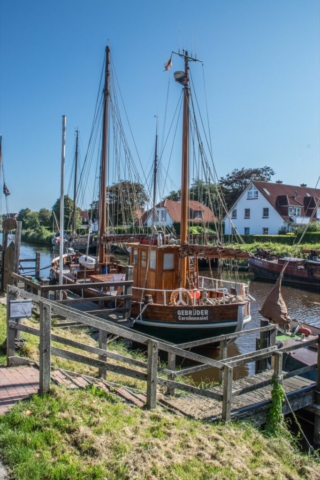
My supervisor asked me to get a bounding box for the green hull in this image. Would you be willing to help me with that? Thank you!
[133,322,239,344]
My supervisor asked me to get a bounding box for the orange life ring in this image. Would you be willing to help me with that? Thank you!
[170,288,193,306]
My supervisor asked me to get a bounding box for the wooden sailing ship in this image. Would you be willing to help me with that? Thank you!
[52,47,253,343]
[105,50,252,343]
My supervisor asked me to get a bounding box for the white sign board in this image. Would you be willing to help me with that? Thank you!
[9,300,32,319]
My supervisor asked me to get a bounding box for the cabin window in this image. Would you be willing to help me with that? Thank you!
[231,209,237,219]
[247,186,258,199]
[150,250,156,269]
[244,227,250,235]
[163,253,174,270]
[289,207,301,216]
[141,251,147,268]
[262,228,269,235]
[263,208,269,218]
[133,249,138,265]
[244,208,250,219]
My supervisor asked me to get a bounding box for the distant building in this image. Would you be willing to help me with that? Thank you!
[223,181,320,235]
[136,199,217,228]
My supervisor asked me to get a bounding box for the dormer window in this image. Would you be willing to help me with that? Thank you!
[289,207,301,216]
[247,185,258,199]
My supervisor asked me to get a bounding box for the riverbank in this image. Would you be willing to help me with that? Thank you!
[0,305,319,479]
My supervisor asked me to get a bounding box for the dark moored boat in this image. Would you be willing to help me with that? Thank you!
[248,255,320,288]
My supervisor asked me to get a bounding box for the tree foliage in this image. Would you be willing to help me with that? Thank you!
[17,208,31,227]
[38,208,52,228]
[164,179,218,208]
[219,166,275,209]
[24,211,40,230]
[52,195,82,230]
[91,181,148,227]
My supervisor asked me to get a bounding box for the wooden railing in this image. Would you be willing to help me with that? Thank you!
[5,284,320,436]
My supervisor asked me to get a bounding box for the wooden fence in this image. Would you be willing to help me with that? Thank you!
[6,281,320,433]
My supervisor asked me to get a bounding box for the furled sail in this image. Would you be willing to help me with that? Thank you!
[259,272,292,327]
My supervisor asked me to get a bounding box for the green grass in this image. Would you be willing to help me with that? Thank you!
[1,304,320,479]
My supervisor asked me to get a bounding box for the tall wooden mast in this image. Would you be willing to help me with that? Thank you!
[72,128,79,236]
[180,51,190,288]
[98,46,110,266]
[152,117,159,229]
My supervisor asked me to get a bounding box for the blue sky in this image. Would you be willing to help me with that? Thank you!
[0,0,319,214]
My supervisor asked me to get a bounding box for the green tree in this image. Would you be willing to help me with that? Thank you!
[17,208,31,228]
[165,189,181,201]
[38,208,52,228]
[189,178,218,208]
[219,166,275,209]
[91,181,148,227]
[52,195,82,230]
[24,211,40,229]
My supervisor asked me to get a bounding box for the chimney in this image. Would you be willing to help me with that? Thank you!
[300,183,307,187]
[276,180,283,184]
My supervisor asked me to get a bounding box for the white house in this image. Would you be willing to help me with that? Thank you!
[136,199,217,228]
[223,180,320,235]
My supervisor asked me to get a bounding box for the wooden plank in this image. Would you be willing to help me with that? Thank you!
[6,290,16,366]
[39,302,51,394]
[58,294,132,303]
[99,330,107,379]
[225,345,278,367]
[166,352,176,396]
[147,340,158,410]
[157,378,223,401]
[222,365,233,422]
[51,346,147,381]
[178,324,277,349]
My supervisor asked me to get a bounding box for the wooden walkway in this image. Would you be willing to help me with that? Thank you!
[161,370,315,425]
[0,365,149,415]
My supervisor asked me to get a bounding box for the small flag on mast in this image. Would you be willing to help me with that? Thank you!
[164,56,172,71]
[3,183,10,196]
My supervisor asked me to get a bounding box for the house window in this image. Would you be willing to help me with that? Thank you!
[262,228,269,235]
[231,209,237,219]
[163,253,174,270]
[161,210,167,222]
[150,250,156,269]
[244,227,250,235]
[288,207,301,216]
[244,208,250,219]
[247,186,258,199]
[141,251,147,268]
[133,249,138,265]
[263,208,269,218]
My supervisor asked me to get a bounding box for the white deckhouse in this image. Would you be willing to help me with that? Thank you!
[223,180,320,235]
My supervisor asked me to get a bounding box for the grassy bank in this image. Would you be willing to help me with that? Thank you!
[0,306,319,479]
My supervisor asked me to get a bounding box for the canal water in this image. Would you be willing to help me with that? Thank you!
[20,242,320,381]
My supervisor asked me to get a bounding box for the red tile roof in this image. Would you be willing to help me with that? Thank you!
[252,181,320,221]
[136,199,217,225]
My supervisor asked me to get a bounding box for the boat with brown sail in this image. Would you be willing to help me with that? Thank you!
[52,47,253,343]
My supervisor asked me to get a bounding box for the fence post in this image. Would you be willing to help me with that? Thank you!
[124,265,133,320]
[166,352,176,396]
[256,319,270,372]
[147,339,158,409]
[99,330,107,379]
[35,251,41,280]
[222,364,233,422]
[219,339,228,383]
[273,351,283,384]
[39,301,51,394]
[314,335,320,446]
[6,287,16,366]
